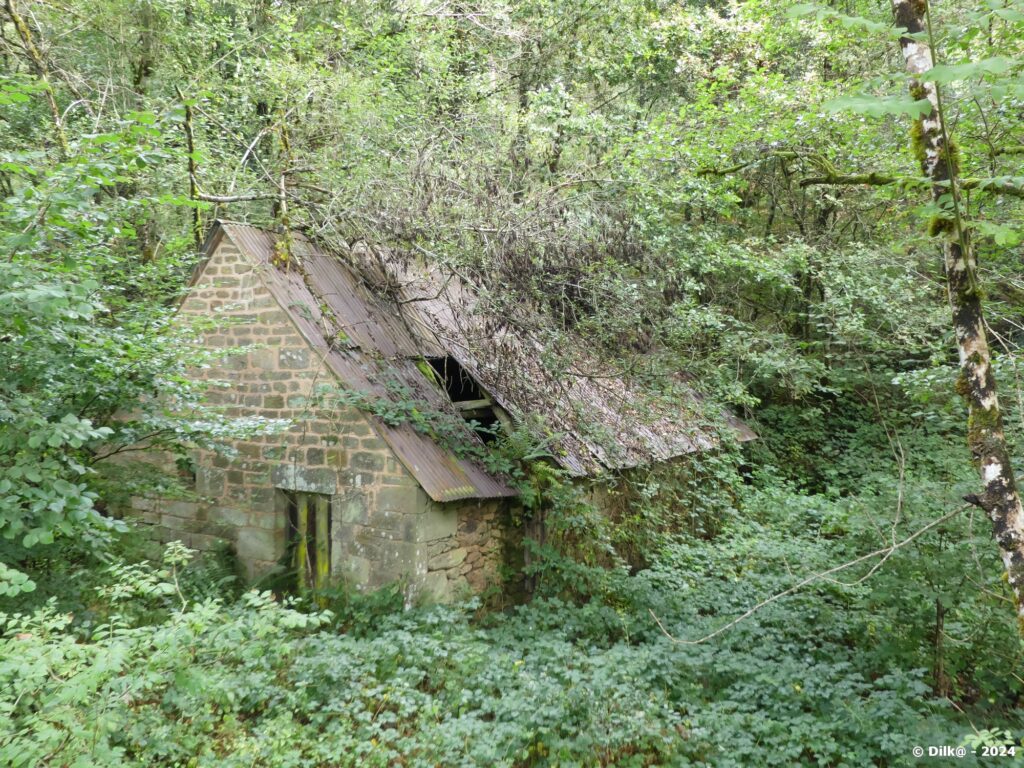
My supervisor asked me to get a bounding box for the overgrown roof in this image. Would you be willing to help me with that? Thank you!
[199,221,754,500]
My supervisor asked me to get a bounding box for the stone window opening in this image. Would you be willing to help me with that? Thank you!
[424,356,502,442]
[284,491,332,593]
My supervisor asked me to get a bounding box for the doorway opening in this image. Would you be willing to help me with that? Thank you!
[284,490,332,592]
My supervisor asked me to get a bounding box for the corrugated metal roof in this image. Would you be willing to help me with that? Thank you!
[210,220,754,491]
[216,222,515,502]
[382,252,757,474]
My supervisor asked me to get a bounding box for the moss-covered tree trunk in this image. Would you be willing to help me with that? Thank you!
[5,0,68,158]
[893,0,1024,629]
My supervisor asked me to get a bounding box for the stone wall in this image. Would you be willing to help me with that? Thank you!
[123,233,511,602]
[419,500,510,600]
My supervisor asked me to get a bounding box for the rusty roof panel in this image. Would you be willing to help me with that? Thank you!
[302,247,423,358]
[376,421,514,502]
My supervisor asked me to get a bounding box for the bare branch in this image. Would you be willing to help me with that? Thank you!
[697,151,800,177]
[195,190,276,203]
[175,86,202,251]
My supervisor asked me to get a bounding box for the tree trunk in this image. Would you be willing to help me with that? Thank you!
[892,0,1024,629]
[932,597,949,697]
[5,0,68,158]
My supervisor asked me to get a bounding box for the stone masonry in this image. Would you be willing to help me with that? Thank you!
[124,235,512,603]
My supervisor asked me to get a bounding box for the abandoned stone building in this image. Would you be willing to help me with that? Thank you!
[124,221,753,603]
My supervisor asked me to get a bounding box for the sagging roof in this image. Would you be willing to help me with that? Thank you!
[202,221,754,498]
[370,242,757,474]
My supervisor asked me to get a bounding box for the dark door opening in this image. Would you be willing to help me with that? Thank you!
[285,491,331,592]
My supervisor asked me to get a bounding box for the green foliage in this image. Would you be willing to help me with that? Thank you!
[0,247,279,570]
[0,266,115,543]
[0,77,288,583]
[824,94,934,119]
[922,57,1014,85]
[3,514,1021,768]
[0,561,34,597]
[2,0,1024,763]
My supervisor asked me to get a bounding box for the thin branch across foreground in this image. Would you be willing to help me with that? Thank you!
[651,505,969,645]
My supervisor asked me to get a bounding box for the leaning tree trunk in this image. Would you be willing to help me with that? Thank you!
[893,0,1024,629]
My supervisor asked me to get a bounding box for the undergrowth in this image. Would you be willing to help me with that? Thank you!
[3,465,1022,768]
[3,395,1023,767]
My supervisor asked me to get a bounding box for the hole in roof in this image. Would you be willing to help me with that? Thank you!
[425,356,484,402]
[461,406,501,444]
[425,356,501,444]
